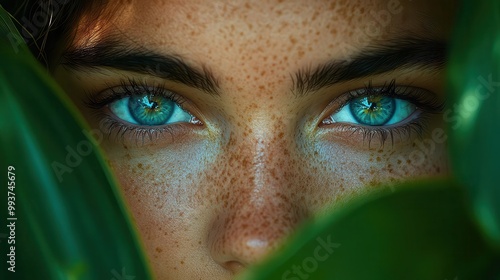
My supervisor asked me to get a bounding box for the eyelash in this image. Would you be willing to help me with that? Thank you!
[322,79,445,147]
[84,78,194,145]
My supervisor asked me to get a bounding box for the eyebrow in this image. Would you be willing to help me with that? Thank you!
[292,37,447,97]
[61,37,446,97]
[61,41,221,95]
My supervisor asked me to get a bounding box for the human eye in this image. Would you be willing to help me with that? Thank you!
[85,79,202,144]
[109,92,193,126]
[321,80,445,146]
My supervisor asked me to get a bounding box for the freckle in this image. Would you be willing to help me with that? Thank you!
[155,247,162,253]
[137,163,143,169]
[407,159,412,164]
[180,260,185,265]
[376,157,381,162]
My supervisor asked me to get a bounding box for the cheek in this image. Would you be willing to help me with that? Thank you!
[366,144,450,190]
[109,158,190,241]
[309,135,450,202]
[103,144,222,275]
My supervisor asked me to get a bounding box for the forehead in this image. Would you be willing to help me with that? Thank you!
[70,0,456,87]
[74,0,456,49]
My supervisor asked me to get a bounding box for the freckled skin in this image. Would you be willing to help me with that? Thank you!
[52,0,457,278]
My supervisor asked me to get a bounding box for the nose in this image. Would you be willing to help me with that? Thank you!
[208,132,309,275]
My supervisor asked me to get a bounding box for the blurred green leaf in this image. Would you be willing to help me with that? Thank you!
[242,182,499,280]
[0,6,151,279]
[447,0,500,247]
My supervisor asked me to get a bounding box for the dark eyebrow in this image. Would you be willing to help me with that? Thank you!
[292,37,447,97]
[61,41,221,95]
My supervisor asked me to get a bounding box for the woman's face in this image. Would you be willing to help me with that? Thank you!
[53,0,456,278]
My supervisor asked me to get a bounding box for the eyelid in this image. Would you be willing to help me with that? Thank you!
[84,78,188,111]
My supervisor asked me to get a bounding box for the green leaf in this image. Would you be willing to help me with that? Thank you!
[447,0,500,247]
[0,7,152,279]
[241,182,499,280]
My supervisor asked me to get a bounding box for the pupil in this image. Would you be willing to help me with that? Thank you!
[149,101,159,110]
[368,102,377,111]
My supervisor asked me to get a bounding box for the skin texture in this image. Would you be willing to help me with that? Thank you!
[52,0,457,278]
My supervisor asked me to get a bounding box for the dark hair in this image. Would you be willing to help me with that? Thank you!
[2,0,105,68]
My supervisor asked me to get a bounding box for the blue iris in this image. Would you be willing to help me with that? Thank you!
[349,96,395,126]
[128,94,174,125]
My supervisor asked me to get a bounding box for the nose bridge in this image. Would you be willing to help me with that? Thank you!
[209,122,309,272]
[230,123,294,203]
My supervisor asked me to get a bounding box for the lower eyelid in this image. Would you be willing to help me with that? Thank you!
[318,121,427,149]
[97,114,195,146]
